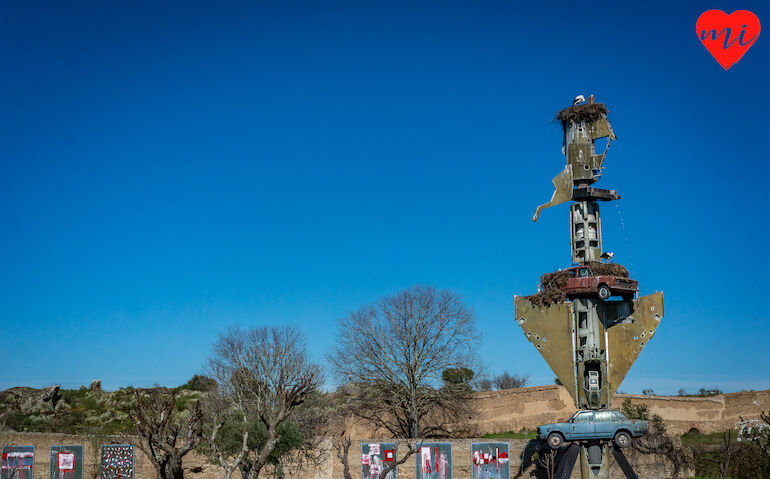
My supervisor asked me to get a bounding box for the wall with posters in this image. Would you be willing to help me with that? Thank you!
[470,442,509,479]
[415,442,452,479]
[49,445,83,479]
[100,445,134,479]
[361,442,396,479]
[2,445,34,479]
[3,432,686,479]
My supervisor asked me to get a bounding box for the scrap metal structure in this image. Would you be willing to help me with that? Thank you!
[515,96,663,478]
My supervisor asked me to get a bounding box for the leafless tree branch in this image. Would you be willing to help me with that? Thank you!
[329,286,479,439]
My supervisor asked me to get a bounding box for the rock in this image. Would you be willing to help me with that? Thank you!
[40,385,63,410]
[10,385,64,412]
[90,380,102,393]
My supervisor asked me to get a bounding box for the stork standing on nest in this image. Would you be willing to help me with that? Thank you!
[573,95,585,106]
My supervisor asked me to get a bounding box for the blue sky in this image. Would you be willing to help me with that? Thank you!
[1,0,768,394]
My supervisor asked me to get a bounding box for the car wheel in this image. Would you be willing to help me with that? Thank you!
[614,430,631,448]
[547,432,564,450]
[598,284,611,300]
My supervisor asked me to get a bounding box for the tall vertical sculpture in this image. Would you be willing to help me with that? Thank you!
[515,95,664,478]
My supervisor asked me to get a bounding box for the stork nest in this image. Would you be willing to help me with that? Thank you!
[587,262,628,277]
[524,262,629,307]
[556,103,608,130]
[525,270,570,307]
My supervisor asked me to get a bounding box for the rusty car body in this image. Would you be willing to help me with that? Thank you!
[562,265,638,300]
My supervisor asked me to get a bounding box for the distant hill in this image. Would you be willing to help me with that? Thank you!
[0,376,211,435]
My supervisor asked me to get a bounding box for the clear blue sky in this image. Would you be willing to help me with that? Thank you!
[1,0,768,394]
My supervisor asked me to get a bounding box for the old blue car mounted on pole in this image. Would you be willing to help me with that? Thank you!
[537,409,649,450]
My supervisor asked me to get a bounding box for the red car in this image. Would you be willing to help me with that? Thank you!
[563,265,638,300]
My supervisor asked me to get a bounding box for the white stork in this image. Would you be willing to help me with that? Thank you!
[600,251,615,262]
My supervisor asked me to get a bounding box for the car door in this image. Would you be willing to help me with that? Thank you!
[570,411,595,439]
[594,410,616,438]
[576,267,593,293]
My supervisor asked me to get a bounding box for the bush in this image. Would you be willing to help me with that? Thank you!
[178,375,217,392]
[493,372,529,390]
[621,398,665,434]
[442,367,474,385]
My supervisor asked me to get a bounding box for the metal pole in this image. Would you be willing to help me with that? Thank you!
[579,443,611,479]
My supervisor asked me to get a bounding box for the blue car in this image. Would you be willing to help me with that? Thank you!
[536,409,648,449]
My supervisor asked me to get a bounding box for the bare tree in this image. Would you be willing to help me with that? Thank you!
[476,378,494,392]
[493,372,529,390]
[0,411,14,451]
[207,325,323,479]
[622,399,692,478]
[130,389,203,479]
[632,433,692,479]
[271,391,330,479]
[0,419,24,479]
[333,433,418,479]
[534,448,557,479]
[378,441,417,479]
[332,433,354,479]
[329,285,479,438]
[201,392,250,479]
[698,430,740,479]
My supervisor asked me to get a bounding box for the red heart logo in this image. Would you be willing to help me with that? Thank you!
[697,10,760,70]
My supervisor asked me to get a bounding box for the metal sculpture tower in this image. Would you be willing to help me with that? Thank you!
[515,95,664,478]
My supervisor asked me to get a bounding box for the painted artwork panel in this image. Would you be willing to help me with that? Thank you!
[100,445,134,479]
[361,442,396,479]
[1,445,34,479]
[415,442,452,479]
[50,446,84,479]
[471,442,510,479]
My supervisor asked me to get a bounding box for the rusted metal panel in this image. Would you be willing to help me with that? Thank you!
[587,115,616,140]
[533,165,573,222]
[514,297,577,401]
[606,292,664,398]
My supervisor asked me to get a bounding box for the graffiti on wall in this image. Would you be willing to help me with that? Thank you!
[1,446,34,479]
[50,445,83,479]
[100,445,134,479]
[471,442,509,479]
[415,443,451,479]
[361,442,396,479]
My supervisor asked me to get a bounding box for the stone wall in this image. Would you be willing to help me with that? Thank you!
[3,433,684,479]
[0,432,222,479]
[454,385,769,437]
[611,388,770,435]
[4,386,767,478]
[334,439,683,479]
[350,385,770,438]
